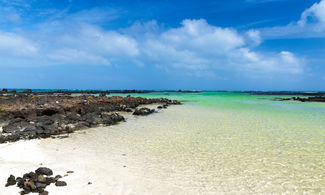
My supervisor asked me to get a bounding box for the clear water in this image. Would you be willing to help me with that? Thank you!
[48,92,325,193]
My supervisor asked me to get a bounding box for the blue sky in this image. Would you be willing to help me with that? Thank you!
[0,0,325,90]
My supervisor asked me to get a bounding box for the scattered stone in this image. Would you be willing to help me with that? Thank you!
[88,182,92,185]
[66,171,74,174]
[55,175,62,181]
[35,182,47,189]
[5,175,16,187]
[45,177,55,185]
[37,175,46,183]
[133,107,155,116]
[55,181,67,187]
[36,167,53,176]
[24,180,36,190]
[39,191,49,195]
[16,177,24,188]
[0,135,5,144]
[125,108,133,112]
[5,167,67,194]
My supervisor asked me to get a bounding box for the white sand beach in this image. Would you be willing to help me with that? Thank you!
[0,107,186,195]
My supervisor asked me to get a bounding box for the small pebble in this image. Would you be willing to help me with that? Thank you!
[39,191,49,195]
[5,175,16,187]
[55,181,67,187]
[55,175,62,181]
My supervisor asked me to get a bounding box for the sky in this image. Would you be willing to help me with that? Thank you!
[0,0,325,90]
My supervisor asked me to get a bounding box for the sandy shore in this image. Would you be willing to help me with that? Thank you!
[0,105,177,195]
[0,138,142,195]
[2,99,323,194]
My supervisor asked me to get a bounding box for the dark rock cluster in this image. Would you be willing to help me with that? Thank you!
[5,167,67,194]
[275,96,325,103]
[157,104,168,109]
[250,91,325,96]
[0,95,181,143]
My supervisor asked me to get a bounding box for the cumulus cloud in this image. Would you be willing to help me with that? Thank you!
[0,11,303,77]
[139,19,303,76]
[299,0,325,28]
[245,30,262,46]
[261,0,325,38]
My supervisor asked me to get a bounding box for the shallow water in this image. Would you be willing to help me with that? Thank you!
[43,92,325,194]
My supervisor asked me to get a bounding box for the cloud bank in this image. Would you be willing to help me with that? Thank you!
[0,8,304,78]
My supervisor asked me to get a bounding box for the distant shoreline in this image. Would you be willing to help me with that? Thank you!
[0,89,201,95]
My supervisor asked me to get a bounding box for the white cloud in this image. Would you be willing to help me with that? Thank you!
[237,51,303,74]
[46,24,139,66]
[0,31,38,57]
[0,13,303,77]
[245,30,262,46]
[299,0,325,28]
[140,19,303,76]
[31,22,138,66]
[261,0,325,39]
[47,48,111,66]
[161,19,245,53]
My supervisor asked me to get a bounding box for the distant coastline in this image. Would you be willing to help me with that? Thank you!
[0,89,201,95]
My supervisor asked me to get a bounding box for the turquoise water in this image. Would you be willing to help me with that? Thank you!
[103,92,325,193]
[39,92,325,193]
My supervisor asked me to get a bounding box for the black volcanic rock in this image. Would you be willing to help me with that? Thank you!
[55,181,67,186]
[36,167,53,176]
[275,96,325,103]
[5,167,68,194]
[0,95,180,143]
[133,107,155,116]
[5,175,16,187]
[23,89,32,93]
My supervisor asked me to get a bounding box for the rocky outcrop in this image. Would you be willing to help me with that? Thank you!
[0,95,181,143]
[275,96,325,103]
